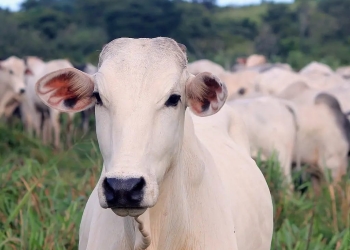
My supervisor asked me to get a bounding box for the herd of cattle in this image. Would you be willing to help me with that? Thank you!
[0,56,97,148]
[0,50,350,191]
[189,55,350,192]
[1,37,350,249]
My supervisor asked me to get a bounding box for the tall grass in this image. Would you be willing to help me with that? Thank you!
[0,126,349,249]
[0,125,101,250]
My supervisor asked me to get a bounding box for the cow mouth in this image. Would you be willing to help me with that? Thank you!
[111,207,147,217]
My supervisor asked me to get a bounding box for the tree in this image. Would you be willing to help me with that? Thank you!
[105,0,181,39]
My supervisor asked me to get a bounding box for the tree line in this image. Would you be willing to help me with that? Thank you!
[1,0,349,69]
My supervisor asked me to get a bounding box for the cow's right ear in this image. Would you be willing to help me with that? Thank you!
[36,68,96,113]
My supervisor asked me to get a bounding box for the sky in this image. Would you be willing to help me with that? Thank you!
[0,0,294,11]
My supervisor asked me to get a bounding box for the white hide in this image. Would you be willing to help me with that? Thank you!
[228,96,298,187]
[36,37,273,250]
[278,82,348,183]
[187,59,225,76]
[336,66,350,79]
[0,56,26,117]
[219,70,260,100]
[84,63,98,75]
[255,67,346,96]
[325,84,350,113]
[23,57,75,147]
[245,54,267,68]
[255,68,306,96]
[299,62,346,90]
[299,61,334,76]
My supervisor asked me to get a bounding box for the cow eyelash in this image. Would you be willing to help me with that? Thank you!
[93,92,103,106]
[165,94,181,107]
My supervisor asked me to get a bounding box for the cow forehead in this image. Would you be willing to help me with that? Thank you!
[95,38,187,99]
[2,56,25,75]
[95,60,185,108]
[99,37,187,70]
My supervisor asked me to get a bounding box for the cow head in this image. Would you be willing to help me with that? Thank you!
[0,56,32,94]
[36,38,227,217]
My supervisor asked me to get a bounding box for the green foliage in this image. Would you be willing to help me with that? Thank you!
[256,0,350,69]
[104,0,181,40]
[0,125,101,249]
[2,0,350,68]
[256,154,350,250]
[0,126,349,249]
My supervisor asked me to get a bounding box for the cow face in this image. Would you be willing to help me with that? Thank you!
[35,38,227,217]
[219,71,259,101]
[0,57,31,94]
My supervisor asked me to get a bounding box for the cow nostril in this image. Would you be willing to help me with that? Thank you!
[103,179,117,203]
[19,89,25,94]
[103,177,146,208]
[131,177,145,193]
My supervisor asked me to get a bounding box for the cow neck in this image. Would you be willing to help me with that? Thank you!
[130,112,222,250]
[0,74,11,97]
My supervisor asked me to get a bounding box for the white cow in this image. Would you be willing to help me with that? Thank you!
[245,54,267,68]
[325,84,350,115]
[23,57,75,147]
[299,61,334,76]
[278,82,349,191]
[232,63,293,73]
[255,68,306,96]
[255,66,345,96]
[336,66,350,79]
[187,59,225,76]
[36,37,273,250]
[0,56,29,118]
[228,96,299,188]
[299,62,346,90]
[219,70,260,100]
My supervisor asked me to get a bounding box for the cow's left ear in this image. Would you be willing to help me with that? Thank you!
[36,68,96,113]
[25,68,33,75]
[186,72,227,117]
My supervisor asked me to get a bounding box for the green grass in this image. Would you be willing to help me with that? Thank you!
[0,125,349,249]
[0,125,101,250]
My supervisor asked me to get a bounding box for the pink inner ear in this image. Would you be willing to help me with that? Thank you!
[25,68,33,75]
[38,73,80,106]
[37,68,95,112]
[190,99,210,114]
[187,72,226,116]
[203,76,222,100]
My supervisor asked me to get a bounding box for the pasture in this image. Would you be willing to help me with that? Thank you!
[1,0,350,249]
[0,123,349,250]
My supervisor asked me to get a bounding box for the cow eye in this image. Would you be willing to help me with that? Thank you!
[165,94,181,107]
[93,92,103,106]
[9,69,14,75]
